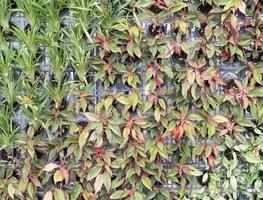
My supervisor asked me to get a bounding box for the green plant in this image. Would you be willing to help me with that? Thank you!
[0,0,12,33]
[0,0,263,199]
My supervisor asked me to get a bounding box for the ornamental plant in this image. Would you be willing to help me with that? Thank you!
[0,0,263,200]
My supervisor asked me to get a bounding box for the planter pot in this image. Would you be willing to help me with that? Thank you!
[9,11,29,30]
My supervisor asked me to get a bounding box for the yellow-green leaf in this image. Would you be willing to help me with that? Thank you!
[54,170,64,183]
[84,112,100,122]
[8,184,15,199]
[154,107,161,122]
[211,115,228,123]
[79,128,89,149]
[54,189,65,200]
[110,190,130,199]
[141,176,152,190]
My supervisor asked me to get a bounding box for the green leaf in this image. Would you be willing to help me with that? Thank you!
[108,123,121,136]
[243,152,262,164]
[171,2,188,12]
[141,176,152,190]
[54,189,65,200]
[160,188,170,198]
[129,26,140,38]
[103,171,111,193]
[8,183,15,199]
[54,170,64,183]
[187,166,203,176]
[230,176,237,190]
[110,190,129,199]
[84,112,100,122]
[182,81,191,99]
[72,184,82,200]
[202,173,208,183]
[27,182,35,198]
[135,0,152,7]
[127,41,134,57]
[134,191,144,200]
[207,124,216,138]
[255,128,263,135]
[18,179,28,192]
[160,64,173,78]
[154,107,161,122]
[211,115,228,123]
[159,98,166,110]
[237,119,255,127]
[253,68,262,84]
[117,96,130,105]
[86,166,102,181]
[134,45,142,58]
[187,70,195,85]
[188,114,203,121]
[248,88,263,97]
[79,128,89,149]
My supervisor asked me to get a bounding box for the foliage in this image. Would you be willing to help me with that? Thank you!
[0,0,263,199]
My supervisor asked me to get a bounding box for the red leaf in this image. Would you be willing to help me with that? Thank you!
[172,126,184,139]
[60,167,69,183]
[208,155,215,167]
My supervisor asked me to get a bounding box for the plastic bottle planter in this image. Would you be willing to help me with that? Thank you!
[217,62,254,119]
[217,61,247,91]
[38,47,53,107]
[86,71,97,95]
[65,70,76,106]
[90,32,101,57]
[164,135,216,147]
[12,109,29,133]
[9,11,28,30]
[39,47,51,73]
[7,38,20,50]
[142,21,172,37]
[189,23,200,41]
[97,75,132,97]
[60,10,75,28]
[91,46,100,57]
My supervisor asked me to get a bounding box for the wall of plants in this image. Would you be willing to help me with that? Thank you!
[0,0,263,199]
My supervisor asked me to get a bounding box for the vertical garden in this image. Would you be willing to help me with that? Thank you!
[0,0,263,199]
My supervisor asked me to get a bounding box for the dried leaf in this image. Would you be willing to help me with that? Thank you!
[43,163,59,172]
[43,191,53,200]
